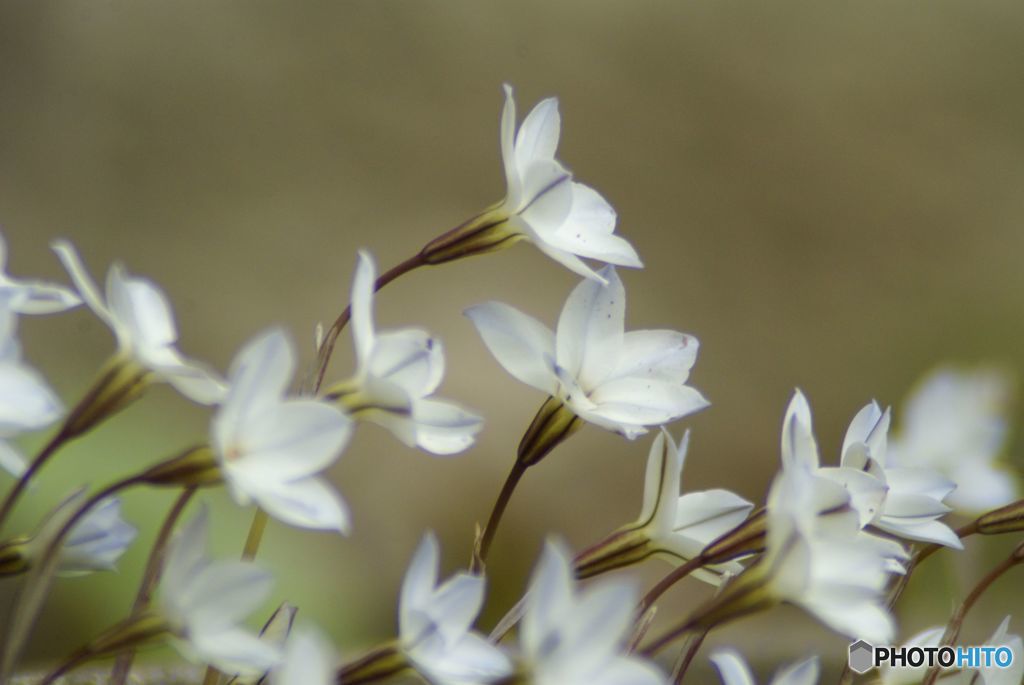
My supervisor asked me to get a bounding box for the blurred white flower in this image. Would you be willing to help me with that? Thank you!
[760,465,906,644]
[495,85,642,282]
[399,532,512,685]
[877,625,945,685]
[710,649,819,685]
[575,429,752,583]
[0,298,63,477]
[782,390,961,549]
[466,266,707,441]
[329,251,482,456]
[520,540,666,685]
[159,508,281,675]
[980,616,1024,685]
[51,240,226,405]
[0,232,80,314]
[888,367,1018,513]
[274,628,336,685]
[50,494,136,575]
[213,328,353,534]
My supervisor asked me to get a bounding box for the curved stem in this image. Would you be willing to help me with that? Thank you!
[671,628,709,685]
[311,252,427,394]
[638,555,709,614]
[471,460,529,574]
[922,552,1021,685]
[110,487,197,685]
[0,430,68,533]
[37,644,92,685]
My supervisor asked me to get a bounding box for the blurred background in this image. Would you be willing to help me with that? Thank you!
[2,1,1024,680]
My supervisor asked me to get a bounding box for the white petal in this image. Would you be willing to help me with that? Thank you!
[368,330,444,398]
[216,328,295,449]
[709,650,756,685]
[772,655,820,685]
[884,467,956,502]
[0,441,26,478]
[247,476,351,534]
[672,489,753,544]
[816,466,887,527]
[517,166,575,237]
[947,462,1018,512]
[781,390,820,469]
[842,401,889,463]
[638,430,684,530]
[189,626,282,676]
[401,533,441,640]
[873,517,963,549]
[465,302,556,394]
[276,628,336,685]
[0,233,80,314]
[106,265,178,353]
[161,508,210,603]
[410,631,512,685]
[424,572,486,644]
[179,561,275,631]
[524,229,607,282]
[410,398,483,456]
[0,362,63,434]
[544,183,642,268]
[500,84,521,204]
[351,251,377,369]
[514,96,561,171]
[522,540,575,660]
[588,377,709,427]
[555,266,624,388]
[51,240,115,330]
[610,331,698,384]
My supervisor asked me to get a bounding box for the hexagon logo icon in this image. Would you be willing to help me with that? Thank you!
[848,640,875,674]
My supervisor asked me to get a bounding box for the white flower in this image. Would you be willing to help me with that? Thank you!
[877,625,945,685]
[519,540,666,685]
[51,240,226,405]
[399,532,512,685]
[495,85,642,282]
[710,649,819,685]
[0,298,63,477]
[639,430,752,579]
[979,616,1024,685]
[888,367,1018,513]
[213,328,353,534]
[274,628,336,685]
[466,266,707,440]
[333,251,482,455]
[576,429,752,582]
[782,390,961,549]
[159,508,281,675]
[758,465,906,644]
[0,232,80,314]
[16,489,136,576]
[880,617,1022,685]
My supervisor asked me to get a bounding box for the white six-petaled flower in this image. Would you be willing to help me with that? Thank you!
[332,251,482,456]
[518,539,666,685]
[0,233,80,315]
[213,328,353,534]
[399,532,512,685]
[888,366,1019,514]
[466,265,707,440]
[710,649,819,685]
[494,85,642,282]
[0,297,64,477]
[158,508,281,675]
[782,390,962,549]
[52,240,226,405]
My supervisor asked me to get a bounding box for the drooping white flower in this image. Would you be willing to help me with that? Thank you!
[495,85,642,282]
[0,232,80,314]
[48,493,137,575]
[0,298,63,477]
[466,266,707,440]
[710,649,819,685]
[51,240,226,405]
[575,429,752,583]
[399,532,512,685]
[158,508,281,675]
[758,465,906,644]
[274,628,336,685]
[519,540,666,685]
[330,251,482,455]
[782,390,962,549]
[213,328,353,534]
[888,367,1019,513]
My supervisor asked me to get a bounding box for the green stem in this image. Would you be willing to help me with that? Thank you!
[110,487,197,685]
[471,460,529,574]
[242,508,270,561]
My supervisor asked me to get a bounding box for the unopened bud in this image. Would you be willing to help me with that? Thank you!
[574,527,652,580]
[517,396,583,467]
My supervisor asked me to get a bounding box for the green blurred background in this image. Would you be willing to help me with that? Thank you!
[2,1,1023,679]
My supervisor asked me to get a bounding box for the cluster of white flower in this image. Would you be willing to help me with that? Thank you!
[0,85,1022,685]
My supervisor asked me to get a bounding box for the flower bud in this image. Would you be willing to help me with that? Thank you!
[574,527,652,580]
[418,205,522,266]
[61,355,153,440]
[517,396,583,467]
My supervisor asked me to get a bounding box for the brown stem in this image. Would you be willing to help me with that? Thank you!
[311,252,427,394]
[471,460,529,574]
[922,551,1022,685]
[638,555,709,614]
[671,629,709,685]
[110,487,197,685]
[0,429,68,532]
